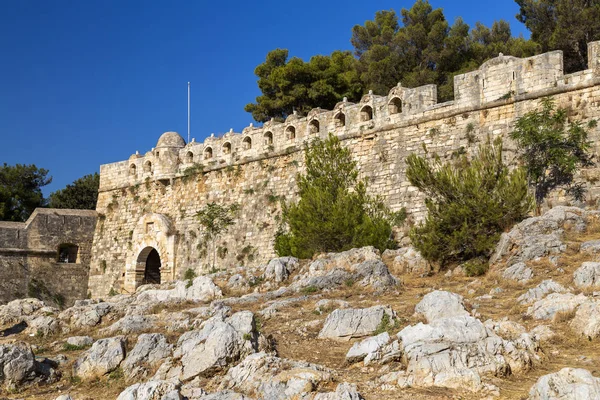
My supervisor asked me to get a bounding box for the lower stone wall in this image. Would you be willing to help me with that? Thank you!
[0,252,28,303]
[0,209,97,307]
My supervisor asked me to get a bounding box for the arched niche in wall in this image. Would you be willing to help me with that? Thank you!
[334,112,346,127]
[388,97,403,114]
[264,131,273,146]
[185,151,194,163]
[243,136,252,150]
[223,142,232,155]
[308,119,320,135]
[286,126,296,140]
[360,105,373,121]
[204,147,213,159]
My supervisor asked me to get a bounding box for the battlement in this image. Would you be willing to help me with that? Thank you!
[98,41,600,192]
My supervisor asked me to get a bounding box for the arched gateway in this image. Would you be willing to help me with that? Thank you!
[136,246,162,285]
[124,213,176,293]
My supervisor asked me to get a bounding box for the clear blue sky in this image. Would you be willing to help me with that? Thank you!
[0,0,527,195]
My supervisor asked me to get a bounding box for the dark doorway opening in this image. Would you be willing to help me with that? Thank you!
[143,248,161,285]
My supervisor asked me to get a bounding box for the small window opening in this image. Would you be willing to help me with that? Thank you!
[204,147,213,159]
[185,152,193,163]
[129,164,137,176]
[58,244,78,263]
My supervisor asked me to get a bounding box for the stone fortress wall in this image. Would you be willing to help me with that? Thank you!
[88,41,600,297]
[0,209,97,306]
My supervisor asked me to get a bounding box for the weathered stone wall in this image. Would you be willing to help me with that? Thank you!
[89,42,600,297]
[0,209,97,306]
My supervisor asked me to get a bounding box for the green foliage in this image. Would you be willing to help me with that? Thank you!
[300,285,319,294]
[62,342,88,351]
[184,268,197,281]
[245,49,363,122]
[0,163,51,222]
[510,97,595,206]
[275,134,402,259]
[462,258,489,277]
[516,0,600,73]
[407,137,534,267]
[108,288,117,297]
[108,367,124,380]
[373,313,400,335]
[197,203,238,268]
[48,173,99,210]
[182,163,204,182]
[247,2,541,121]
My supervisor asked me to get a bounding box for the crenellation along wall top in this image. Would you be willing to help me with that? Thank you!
[97,41,600,193]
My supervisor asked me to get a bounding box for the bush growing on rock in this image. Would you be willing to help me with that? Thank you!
[406,137,534,267]
[275,133,404,258]
[510,97,596,209]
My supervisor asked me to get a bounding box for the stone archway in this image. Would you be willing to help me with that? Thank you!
[136,246,162,286]
[124,213,176,293]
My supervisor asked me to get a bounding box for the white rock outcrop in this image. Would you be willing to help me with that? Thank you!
[528,368,600,399]
[73,336,126,380]
[318,306,395,341]
[574,262,600,288]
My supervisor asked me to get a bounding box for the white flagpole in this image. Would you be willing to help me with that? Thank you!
[187,82,191,143]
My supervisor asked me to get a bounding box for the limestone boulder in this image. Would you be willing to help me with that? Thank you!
[570,300,600,338]
[415,291,469,322]
[54,395,73,400]
[58,301,112,329]
[379,291,540,393]
[218,352,334,399]
[123,333,173,380]
[502,262,534,283]
[66,336,94,348]
[73,336,126,380]
[530,325,555,343]
[526,293,588,320]
[26,315,60,337]
[262,257,299,283]
[313,383,364,400]
[173,311,262,380]
[491,206,587,267]
[518,280,567,305]
[528,368,600,399]
[291,247,398,292]
[581,239,600,254]
[382,246,430,276]
[136,276,222,304]
[345,332,401,365]
[574,262,600,288]
[0,342,37,388]
[0,298,57,326]
[101,315,159,335]
[318,306,395,341]
[315,299,350,314]
[116,379,183,400]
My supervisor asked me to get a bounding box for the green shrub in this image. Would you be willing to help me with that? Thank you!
[300,285,319,294]
[275,133,404,258]
[510,97,596,209]
[407,137,533,268]
[184,268,197,281]
[462,258,489,277]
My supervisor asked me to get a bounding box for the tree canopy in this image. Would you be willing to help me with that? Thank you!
[246,0,600,122]
[48,173,100,210]
[510,97,596,207]
[0,163,52,222]
[407,138,534,269]
[275,134,403,258]
[516,0,600,72]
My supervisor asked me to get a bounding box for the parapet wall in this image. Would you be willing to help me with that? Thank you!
[0,209,97,306]
[89,41,600,297]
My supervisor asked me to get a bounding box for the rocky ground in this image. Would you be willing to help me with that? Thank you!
[3,206,600,399]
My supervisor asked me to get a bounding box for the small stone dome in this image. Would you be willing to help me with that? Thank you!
[156,131,186,148]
